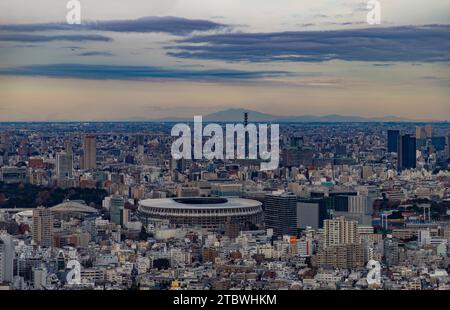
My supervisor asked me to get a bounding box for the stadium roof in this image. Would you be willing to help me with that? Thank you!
[139,197,261,210]
[49,201,98,213]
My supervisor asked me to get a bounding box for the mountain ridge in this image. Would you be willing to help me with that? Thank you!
[152,108,430,123]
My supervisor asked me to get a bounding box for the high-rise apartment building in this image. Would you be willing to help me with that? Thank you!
[316,243,364,269]
[323,217,359,247]
[264,192,297,237]
[32,207,54,247]
[82,134,96,170]
[317,217,363,269]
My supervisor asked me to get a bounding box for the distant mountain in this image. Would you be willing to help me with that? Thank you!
[204,108,277,122]
[149,108,428,123]
[202,108,414,123]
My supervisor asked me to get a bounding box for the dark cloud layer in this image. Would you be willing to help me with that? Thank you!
[168,25,450,63]
[0,16,228,36]
[0,63,287,80]
[77,51,115,57]
[0,34,111,42]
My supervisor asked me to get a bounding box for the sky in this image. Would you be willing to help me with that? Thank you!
[0,0,449,121]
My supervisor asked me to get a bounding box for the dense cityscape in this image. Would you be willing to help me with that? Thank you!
[1,118,449,290]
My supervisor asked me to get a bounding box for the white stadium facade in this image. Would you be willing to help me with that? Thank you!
[138,197,263,229]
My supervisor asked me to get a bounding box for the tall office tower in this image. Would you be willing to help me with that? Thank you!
[110,195,125,226]
[387,129,400,152]
[32,207,54,247]
[397,134,416,172]
[56,152,73,179]
[383,236,399,267]
[0,232,14,283]
[264,192,297,237]
[323,217,359,247]
[82,134,96,170]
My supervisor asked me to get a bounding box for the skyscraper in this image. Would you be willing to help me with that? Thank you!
[397,134,416,172]
[82,134,96,170]
[264,192,297,237]
[32,207,54,247]
[387,129,399,153]
[56,151,73,179]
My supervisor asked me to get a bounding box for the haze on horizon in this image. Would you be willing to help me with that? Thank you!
[0,0,449,121]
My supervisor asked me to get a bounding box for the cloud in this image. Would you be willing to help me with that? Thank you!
[0,34,112,42]
[0,16,228,36]
[0,63,287,81]
[167,25,450,63]
[77,51,115,57]
[372,63,395,67]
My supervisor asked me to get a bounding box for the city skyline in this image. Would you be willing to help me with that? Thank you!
[0,0,449,121]
[1,120,449,291]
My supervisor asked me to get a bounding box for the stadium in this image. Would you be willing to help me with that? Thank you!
[138,197,263,229]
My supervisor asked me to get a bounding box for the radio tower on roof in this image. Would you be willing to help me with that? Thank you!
[244,112,249,158]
